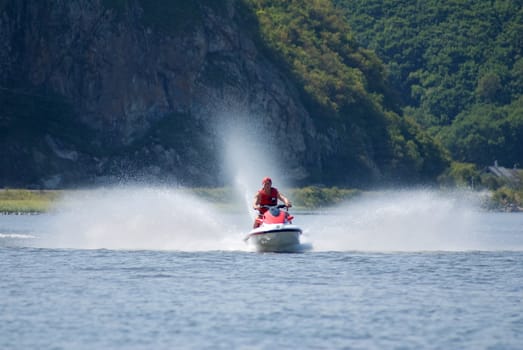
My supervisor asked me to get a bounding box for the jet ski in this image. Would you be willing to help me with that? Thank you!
[244,205,302,252]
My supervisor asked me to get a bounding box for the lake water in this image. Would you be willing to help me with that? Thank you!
[1,188,522,349]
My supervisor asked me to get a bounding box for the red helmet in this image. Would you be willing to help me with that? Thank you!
[262,177,272,184]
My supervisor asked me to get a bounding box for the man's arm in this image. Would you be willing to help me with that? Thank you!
[278,192,291,207]
[253,193,261,210]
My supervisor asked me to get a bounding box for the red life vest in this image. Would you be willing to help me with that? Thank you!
[258,187,278,213]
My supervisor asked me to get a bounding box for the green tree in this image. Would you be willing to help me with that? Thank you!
[476,73,502,103]
[336,0,522,168]
[247,0,448,185]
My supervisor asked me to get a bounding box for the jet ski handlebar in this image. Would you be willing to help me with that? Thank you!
[258,204,288,210]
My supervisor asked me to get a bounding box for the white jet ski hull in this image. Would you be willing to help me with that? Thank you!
[244,224,302,252]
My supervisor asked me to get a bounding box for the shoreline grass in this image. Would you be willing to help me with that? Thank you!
[0,187,362,214]
[0,189,63,214]
[1,186,521,214]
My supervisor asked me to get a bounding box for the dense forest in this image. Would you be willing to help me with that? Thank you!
[1,0,522,191]
[244,0,522,200]
[333,0,523,168]
[246,0,449,183]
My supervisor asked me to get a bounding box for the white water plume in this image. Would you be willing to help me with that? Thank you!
[41,111,297,252]
[305,189,491,252]
[217,113,288,219]
[43,187,249,251]
[38,107,509,252]
[41,186,516,252]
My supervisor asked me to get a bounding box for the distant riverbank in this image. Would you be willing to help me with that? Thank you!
[0,189,62,214]
[1,187,521,214]
[0,187,361,214]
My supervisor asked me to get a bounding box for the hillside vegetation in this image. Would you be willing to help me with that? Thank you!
[2,0,521,189]
[335,0,523,168]
[246,0,449,184]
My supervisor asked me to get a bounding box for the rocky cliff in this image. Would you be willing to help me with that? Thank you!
[1,0,328,188]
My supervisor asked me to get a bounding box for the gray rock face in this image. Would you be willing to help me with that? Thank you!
[0,0,334,187]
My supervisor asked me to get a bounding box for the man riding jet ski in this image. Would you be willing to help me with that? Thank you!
[245,177,302,252]
[252,177,291,228]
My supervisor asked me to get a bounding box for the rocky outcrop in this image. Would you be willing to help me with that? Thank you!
[1,0,325,187]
